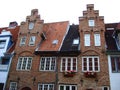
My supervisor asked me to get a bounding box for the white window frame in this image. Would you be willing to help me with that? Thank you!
[20,36,26,46]
[102,86,109,90]
[94,33,101,46]
[0,40,6,49]
[9,82,17,90]
[110,56,120,73]
[84,34,90,46]
[59,84,77,90]
[28,22,34,30]
[88,20,95,27]
[61,57,77,72]
[82,56,100,72]
[29,36,36,46]
[16,57,32,71]
[38,84,54,90]
[40,57,56,71]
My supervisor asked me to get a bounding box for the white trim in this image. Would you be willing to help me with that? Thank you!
[38,83,54,90]
[61,57,77,72]
[59,84,77,90]
[82,56,100,72]
[16,57,32,71]
[39,57,56,71]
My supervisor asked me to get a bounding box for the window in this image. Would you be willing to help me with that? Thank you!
[61,57,77,72]
[73,39,79,45]
[40,57,56,71]
[84,34,90,46]
[52,40,58,45]
[116,33,120,48]
[59,85,77,90]
[0,40,6,49]
[94,34,101,46]
[17,57,32,70]
[9,82,17,90]
[29,36,36,46]
[111,57,120,73]
[38,84,54,90]
[88,20,95,27]
[28,22,34,30]
[20,36,26,46]
[102,86,109,90]
[82,56,100,72]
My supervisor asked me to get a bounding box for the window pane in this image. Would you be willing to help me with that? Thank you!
[60,86,64,90]
[39,85,43,90]
[83,58,87,71]
[72,86,76,90]
[88,20,95,26]
[49,85,54,90]
[73,58,76,71]
[62,58,66,71]
[94,34,101,46]
[44,85,48,90]
[66,86,70,90]
[89,58,92,71]
[94,58,98,71]
[51,58,55,70]
[40,58,45,70]
[111,57,116,72]
[84,34,90,46]
[45,58,50,70]
[0,40,6,48]
[67,58,71,70]
[116,57,120,72]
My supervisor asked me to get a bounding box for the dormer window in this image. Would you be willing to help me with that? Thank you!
[28,22,34,30]
[73,39,79,45]
[88,20,95,27]
[52,40,58,45]
[0,40,6,49]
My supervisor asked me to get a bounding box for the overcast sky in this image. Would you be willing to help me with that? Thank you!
[0,0,120,27]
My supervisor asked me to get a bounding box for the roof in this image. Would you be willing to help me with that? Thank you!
[105,23,118,52]
[36,21,69,52]
[60,25,80,55]
[0,26,20,53]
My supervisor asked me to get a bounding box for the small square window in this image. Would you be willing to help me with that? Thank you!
[88,20,95,27]
[0,40,6,49]
[73,39,79,45]
[52,40,58,45]
[29,22,34,30]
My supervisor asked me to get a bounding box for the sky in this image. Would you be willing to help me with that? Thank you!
[0,0,120,27]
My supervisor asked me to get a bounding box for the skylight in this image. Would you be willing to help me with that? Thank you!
[52,40,58,45]
[73,39,79,45]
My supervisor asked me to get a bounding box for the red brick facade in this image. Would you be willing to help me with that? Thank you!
[6,4,110,90]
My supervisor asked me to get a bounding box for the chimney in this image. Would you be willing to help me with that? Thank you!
[9,21,18,28]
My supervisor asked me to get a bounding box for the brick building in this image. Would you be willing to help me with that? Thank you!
[5,4,111,90]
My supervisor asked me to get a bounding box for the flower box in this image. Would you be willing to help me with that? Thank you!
[84,71,96,78]
[64,70,76,77]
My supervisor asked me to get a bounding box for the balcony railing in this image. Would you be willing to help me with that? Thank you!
[0,65,8,71]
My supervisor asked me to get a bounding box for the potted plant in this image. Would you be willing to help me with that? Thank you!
[84,71,96,78]
[64,70,76,77]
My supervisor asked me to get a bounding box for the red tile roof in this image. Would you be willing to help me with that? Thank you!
[37,21,69,51]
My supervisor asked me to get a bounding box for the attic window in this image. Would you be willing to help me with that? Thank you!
[73,39,79,45]
[0,40,6,49]
[52,40,58,45]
